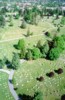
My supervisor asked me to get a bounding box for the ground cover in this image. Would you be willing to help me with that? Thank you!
[13,58,65,100]
[0,16,56,40]
[0,72,14,100]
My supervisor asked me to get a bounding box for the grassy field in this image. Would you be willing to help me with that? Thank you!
[0,16,57,40]
[13,58,65,100]
[0,72,14,100]
[0,16,65,100]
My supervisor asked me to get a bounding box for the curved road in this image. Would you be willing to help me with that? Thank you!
[0,60,25,100]
[0,69,19,100]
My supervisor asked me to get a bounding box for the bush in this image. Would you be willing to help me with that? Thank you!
[41,42,49,58]
[17,39,25,50]
[26,49,33,60]
[0,15,5,27]
[48,47,60,60]
[20,20,26,29]
[26,28,31,37]
[20,47,26,59]
[32,47,42,60]
[14,14,19,19]
[0,60,3,68]
[53,36,65,51]
[34,92,43,100]
[9,22,13,26]
[60,17,65,25]
[37,39,44,49]
[12,53,20,70]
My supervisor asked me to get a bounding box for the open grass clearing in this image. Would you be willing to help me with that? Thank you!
[13,58,65,100]
[0,72,14,100]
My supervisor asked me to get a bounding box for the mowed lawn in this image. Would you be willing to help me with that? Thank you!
[0,72,14,100]
[0,34,46,60]
[0,16,57,40]
[13,58,65,100]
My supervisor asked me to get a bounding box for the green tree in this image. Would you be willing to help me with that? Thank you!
[32,47,41,60]
[0,15,5,27]
[34,92,43,100]
[26,49,33,60]
[37,39,45,49]
[12,53,20,70]
[60,17,65,25]
[48,47,60,60]
[20,47,26,59]
[17,39,25,50]
[9,15,13,26]
[41,42,49,58]
[53,36,65,51]
[20,19,26,29]
[26,28,31,37]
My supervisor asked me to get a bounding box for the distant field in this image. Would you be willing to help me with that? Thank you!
[13,58,65,100]
[0,72,14,100]
[0,16,57,40]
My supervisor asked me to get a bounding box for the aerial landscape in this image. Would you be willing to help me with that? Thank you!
[1,0,65,100]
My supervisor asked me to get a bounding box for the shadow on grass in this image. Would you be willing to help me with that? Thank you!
[5,59,12,69]
[13,44,18,49]
[61,94,65,100]
[18,94,34,100]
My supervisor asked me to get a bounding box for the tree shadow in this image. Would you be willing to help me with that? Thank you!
[5,59,12,69]
[13,44,18,49]
[18,94,34,100]
[46,72,54,77]
[61,94,65,100]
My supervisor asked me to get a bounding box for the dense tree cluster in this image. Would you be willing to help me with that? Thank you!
[17,34,65,61]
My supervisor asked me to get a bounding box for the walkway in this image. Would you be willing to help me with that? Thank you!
[0,69,19,100]
[8,70,19,100]
[0,60,25,100]
[0,27,53,43]
[0,69,10,74]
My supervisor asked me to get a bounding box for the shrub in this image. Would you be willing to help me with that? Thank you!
[9,22,13,26]
[36,76,44,82]
[44,31,50,37]
[14,14,19,19]
[17,39,25,50]
[54,68,63,74]
[32,47,42,60]
[46,72,54,77]
[60,17,65,25]
[26,28,31,37]
[53,36,65,51]
[0,60,3,68]
[34,92,43,100]
[48,47,60,60]
[20,20,26,29]
[20,47,26,59]
[41,42,49,58]
[12,53,20,70]
[37,39,44,49]
[26,49,33,60]
[0,15,5,27]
